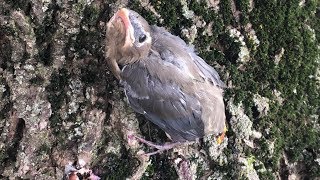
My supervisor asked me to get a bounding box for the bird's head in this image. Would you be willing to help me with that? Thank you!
[106,8,152,79]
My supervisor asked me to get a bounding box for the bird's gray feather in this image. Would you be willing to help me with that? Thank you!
[122,59,204,142]
[120,25,225,142]
[151,26,226,87]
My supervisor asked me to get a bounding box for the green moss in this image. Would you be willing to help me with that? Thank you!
[73,0,86,15]
[4,0,31,14]
[0,148,8,167]
[46,68,69,137]
[236,0,250,24]
[189,0,208,16]
[0,25,16,37]
[34,3,60,66]
[5,118,25,163]
[29,75,45,85]
[141,154,178,180]
[34,5,59,45]
[96,151,139,179]
[80,65,99,86]
[38,42,53,66]
[0,28,13,72]
[219,0,235,26]
[46,68,69,112]
[35,143,51,155]
[73,5,104,59]
[179,0,319,178]
[81,5,100,26]
[127,1,157,24]
[0,102,12,121]
[0,79,9,98]
[148,0,192,36]
[74,29,102,58]
[241,0,320,177]
[259,171,275,180]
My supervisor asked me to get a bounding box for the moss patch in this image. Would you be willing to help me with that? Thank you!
[46,68,69,136]
[182,0,319,178]
[4,0,32,14]
[34,3,60,66]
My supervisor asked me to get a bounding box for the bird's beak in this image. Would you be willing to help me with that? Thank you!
[108,8,135,47]
[116,8,130,32]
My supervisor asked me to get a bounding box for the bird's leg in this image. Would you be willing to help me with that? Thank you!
[132,135,181,156]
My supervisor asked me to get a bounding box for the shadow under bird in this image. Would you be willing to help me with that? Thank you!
[106,8,226,155]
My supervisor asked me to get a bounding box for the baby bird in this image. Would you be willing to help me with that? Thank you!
[106,8,226,155]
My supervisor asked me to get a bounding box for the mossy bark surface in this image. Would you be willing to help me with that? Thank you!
[0,0,319,179]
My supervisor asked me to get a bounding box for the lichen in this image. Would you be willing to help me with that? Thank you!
[253,94,270,117]
[228,99,253,140]
[238,156,260,180]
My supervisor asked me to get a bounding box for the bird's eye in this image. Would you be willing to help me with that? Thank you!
[138,34,147,43]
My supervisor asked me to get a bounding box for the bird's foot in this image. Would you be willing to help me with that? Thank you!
[130,135,180,156]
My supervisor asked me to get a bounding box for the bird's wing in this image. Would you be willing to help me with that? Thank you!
[151,26,226,135]
[121,58,205,142]
[151,26,226,88]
